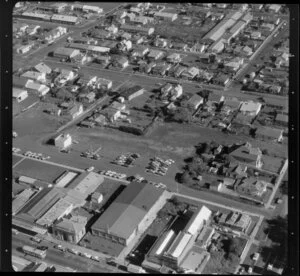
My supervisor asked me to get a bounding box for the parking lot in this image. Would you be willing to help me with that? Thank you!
[13,158,68,183]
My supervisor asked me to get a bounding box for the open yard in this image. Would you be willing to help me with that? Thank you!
[13,158,67,183]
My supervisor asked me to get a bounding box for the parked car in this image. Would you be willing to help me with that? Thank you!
[86,166,95,172]
[30,237,41,243]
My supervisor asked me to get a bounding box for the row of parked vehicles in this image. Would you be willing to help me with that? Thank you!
[146,157,175,176]
[98,170,127,180]
[23,151,50,160]
[112,152,140,167]
[54,244,101,262]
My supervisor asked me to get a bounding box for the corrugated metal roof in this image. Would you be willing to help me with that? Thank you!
[156,230,175,255]
[186,206,212,235]
[171,233,192,258]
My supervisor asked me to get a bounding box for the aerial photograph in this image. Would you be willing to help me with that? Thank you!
[11,2,290,274]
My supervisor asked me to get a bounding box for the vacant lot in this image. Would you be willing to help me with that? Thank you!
[14,158,67,183]
[80,231,125,257]
[13,103,62,140]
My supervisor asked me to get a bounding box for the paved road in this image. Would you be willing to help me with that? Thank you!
[12,233,125,273]
[265,159,288,208]
[234,20,286,81]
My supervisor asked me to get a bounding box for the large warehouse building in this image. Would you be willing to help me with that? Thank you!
[91,182,169,246]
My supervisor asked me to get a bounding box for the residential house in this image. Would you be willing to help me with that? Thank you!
[82,92,96,104]
[110,101,126,112]
[154,38,168,48]
[77,76,98,87]
[113,56,129,68]
[154,11,178,21]
[166,53,181,63]
[131,34,144,45]
[26,25,40,35]
[210,181,223,192]
[53,47,80,59]
[190,43,206,53]
[172,42,188,51]
[213,73,230,86]
[185,94,204,110]
[106,24,118,34]
[236,177,268,197]
[216,3,228,9]
[16,43,34,54]
[120,24,155,36]
[33,62,52,75]
[255,126,284,142]
[269,85,282,94]
[147,49,165,61]
[152,62,171,76]
[208,93,224,104]
[21,71,46,83]
[132,46,149,58]
[96,78,112,90]
[261,23,275,32]
[68,104,83,119]
[100,107,121,123]
[181,67,199,79]
[229,142,263,168]
[25,81,50,96]
[242,46,253,56]
[251,31,261,40]
[17,23,29,33]
[122,86,144,101]
[55,69,76,86]
[268,4,281,13]
[52,215,87,244]
[95,55,111,65]
[161,83,173,95]
[120,32,132,40]
[240,101,262,116]
[274,114,288,127]
[224,57,244,72]
[169,84,183,100]
[54,133,72,148]
[13,88,28,103]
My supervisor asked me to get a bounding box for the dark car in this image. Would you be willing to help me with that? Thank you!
[37,246,48,251]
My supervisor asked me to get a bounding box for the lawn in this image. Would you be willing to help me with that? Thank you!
[13,158,67,183]
[262,155,285,174]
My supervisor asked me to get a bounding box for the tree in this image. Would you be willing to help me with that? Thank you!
[171,107,192,123]
[260,216,288,263]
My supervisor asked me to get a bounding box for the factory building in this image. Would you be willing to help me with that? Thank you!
[91,182,169,246]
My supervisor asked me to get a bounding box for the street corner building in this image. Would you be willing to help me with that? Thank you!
[91,182,170,246]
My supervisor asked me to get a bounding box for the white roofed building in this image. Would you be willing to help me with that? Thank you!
[13,88,28,103]
[54,133,72,149]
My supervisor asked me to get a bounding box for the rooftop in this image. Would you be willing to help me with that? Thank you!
[91,182,165,240]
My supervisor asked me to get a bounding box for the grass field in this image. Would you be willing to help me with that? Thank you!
[13,155,23,166]
[14,158,67,183]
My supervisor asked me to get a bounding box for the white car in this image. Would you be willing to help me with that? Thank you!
[248,267,253,274]
[86,166,95,172]
[83,253,92,258]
